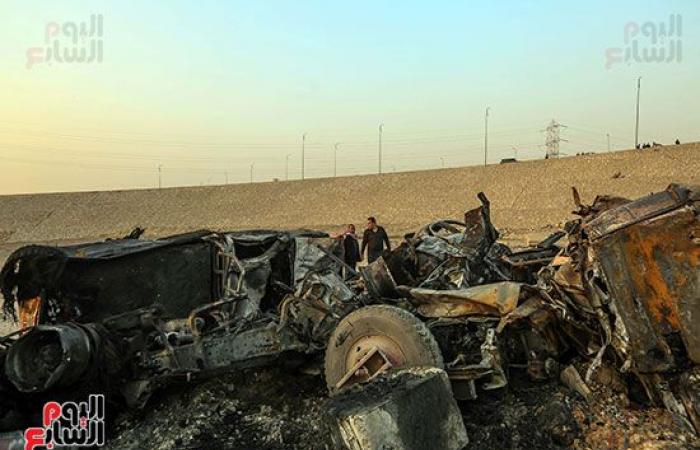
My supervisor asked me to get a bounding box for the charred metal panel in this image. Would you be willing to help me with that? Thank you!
[147,323,306,375]
[401,282,522,318]
[584,184,692,240]
[57,242,214,322]
[590,203,700,370]
[1,234,216,324]
[360,257,398,299]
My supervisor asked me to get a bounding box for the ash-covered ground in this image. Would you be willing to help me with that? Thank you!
[106,365,331,450]
[104,360,700,450]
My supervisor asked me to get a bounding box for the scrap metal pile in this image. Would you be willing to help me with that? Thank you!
[0,184,698,448]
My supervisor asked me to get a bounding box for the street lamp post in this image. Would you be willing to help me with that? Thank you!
[157,164,162,189]
[634,77,641,149]
[484,107,490,166]
[302,133,307,180]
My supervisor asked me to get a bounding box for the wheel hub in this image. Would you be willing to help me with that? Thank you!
[334,335,407,390]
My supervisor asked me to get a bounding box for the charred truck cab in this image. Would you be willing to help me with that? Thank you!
[0,229,354,416]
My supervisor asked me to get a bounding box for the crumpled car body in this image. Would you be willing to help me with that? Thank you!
[531,184,700,430]
[1,229,340,327]
[0,228,354,423]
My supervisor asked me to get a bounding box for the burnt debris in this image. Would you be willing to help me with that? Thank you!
[0,185,698,448]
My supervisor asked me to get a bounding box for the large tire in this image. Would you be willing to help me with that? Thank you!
[324,305,444,391]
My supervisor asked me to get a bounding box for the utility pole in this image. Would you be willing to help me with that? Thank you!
[301,133,307,180]
[378,124,384,174]
[157,164,162,189]
[285,154,291,181]
[250,163,254,183]
[334,142,340,177]
[607,133,611,152]
[484,107,490,166]
[440,157,445,168]
[634,76,641,149]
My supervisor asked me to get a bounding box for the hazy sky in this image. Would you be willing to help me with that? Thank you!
[0,1,697,194]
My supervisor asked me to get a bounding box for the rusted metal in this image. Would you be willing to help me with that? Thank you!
[360,256,398,299]
[585,185,700,371]
[17,296,40,329]
[401,282,522,318]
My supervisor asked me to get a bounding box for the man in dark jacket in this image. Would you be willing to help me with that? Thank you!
[361,217,391,263]
[342,224,361,275]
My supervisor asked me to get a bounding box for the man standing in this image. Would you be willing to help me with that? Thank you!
[361,216,391,263]
[342,224,361,275]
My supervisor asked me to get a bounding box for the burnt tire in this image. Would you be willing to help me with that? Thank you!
[324,305,444,392]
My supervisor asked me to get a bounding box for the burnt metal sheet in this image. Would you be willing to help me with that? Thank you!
[56,230,212,260]
[293,236,340,285]
[591,203,700,370]
[361,257,399,299]
[584,184,693,241]
[401,282,522,318]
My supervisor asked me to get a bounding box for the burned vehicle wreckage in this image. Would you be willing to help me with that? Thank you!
[0,184,699,447]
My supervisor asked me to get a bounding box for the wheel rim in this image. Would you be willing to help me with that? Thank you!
[333,334,409,389]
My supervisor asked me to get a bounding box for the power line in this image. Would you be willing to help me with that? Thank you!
[0,124,542,150]
[0,119,665,188]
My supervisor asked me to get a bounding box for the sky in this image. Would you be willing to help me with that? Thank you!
[0,1,697,194]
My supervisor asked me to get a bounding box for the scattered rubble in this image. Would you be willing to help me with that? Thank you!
[105,367,332,450]
[0,184,698,449]
[560,365,593,403]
